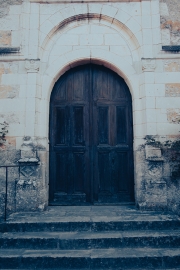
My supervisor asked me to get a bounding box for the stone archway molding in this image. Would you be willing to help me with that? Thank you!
[39,12,141,62]
[37,49,140,142]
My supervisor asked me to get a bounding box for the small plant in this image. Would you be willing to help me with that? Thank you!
[0,121,8,144]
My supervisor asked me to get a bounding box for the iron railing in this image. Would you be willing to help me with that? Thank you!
[0,164,39,221]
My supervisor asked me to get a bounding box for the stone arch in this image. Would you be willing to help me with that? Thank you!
[39,13,142,63]
[36,49,140,141]
[42,49,138,101]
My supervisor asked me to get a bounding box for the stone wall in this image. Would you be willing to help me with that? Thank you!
[0,0,22,55]
[160,0,180,45]
[135,135,180,214]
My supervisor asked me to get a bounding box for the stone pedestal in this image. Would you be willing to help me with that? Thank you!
[15,137,48,212]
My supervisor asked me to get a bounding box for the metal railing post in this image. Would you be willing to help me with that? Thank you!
[4,167,8,222]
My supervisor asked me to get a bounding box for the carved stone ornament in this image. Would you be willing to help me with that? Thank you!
[20,166,35,178]
[145,145,163,161]
[148,164,162,177]
[25,59,40,73]
[142,59,156,72]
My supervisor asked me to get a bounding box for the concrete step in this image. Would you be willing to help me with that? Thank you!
[0,230,180,249]
[0,248,180,269]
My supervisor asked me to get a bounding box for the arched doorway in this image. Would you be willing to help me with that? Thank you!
[49,64,134,205]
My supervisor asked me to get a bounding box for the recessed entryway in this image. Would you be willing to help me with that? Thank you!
[49,64,134,205]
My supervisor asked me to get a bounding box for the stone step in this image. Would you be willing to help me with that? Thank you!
[1,269,180,270]
[0,230,180,249]
[0,248,180,269]
[1,217,180,232]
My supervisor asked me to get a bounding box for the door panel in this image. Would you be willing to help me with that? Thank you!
[73,106,84,145]
[98,107,109,144]
[116,106,127,144]
[56,153,68,192]
[49,64,134,205]
[56,107,67,145]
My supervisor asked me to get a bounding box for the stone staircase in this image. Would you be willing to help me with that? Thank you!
[0,205,180,269]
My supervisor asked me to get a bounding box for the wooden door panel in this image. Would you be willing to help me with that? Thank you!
[98,151,111,192]
[113,151,128,192]
[54,80,67,101]
[93,67,109,101]
[72,67,89,102]
[116,106,127,144]
[73,106,84,145]
[98,107,109,145]
[56,153,68,192]
[56,107,68,145]
[72,152,85,192]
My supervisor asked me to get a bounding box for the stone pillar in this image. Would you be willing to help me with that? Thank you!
[16,137,39,211]
[138,145,167,210]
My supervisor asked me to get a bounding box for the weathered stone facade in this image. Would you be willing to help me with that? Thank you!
[0,0,180,220]
[160,0,180,45]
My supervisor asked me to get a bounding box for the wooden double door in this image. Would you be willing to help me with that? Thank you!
[49,64,134,205]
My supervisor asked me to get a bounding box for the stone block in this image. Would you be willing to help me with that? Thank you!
[73,3,88,15]
[144,180,167,210]
[156,97,180,109]
[79,34,103,46]
[0,15,20,31]
[167,109,180,124]
[126,17,141,34]
[0,85,19,99]
[145,145,162,160]
[160,3,169,17]
[161,29,170,45]
[60,6,75,20]
[101,4,118,19]
[88,3,102,15]
[142,29,153,45]
[57,34,79,46]
[105,34,127,46]
[0,31,11,46]
[142,15,151,29]
[114,9,130,25]
[164,60,180,72]
[142,59,156,72]
[145,97,155,109]
[16,179,38,211]
[165,84,180,97]
[110,45,131,56]
[40,20,54,35]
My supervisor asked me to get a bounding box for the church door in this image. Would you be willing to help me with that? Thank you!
[49,64,134,205]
